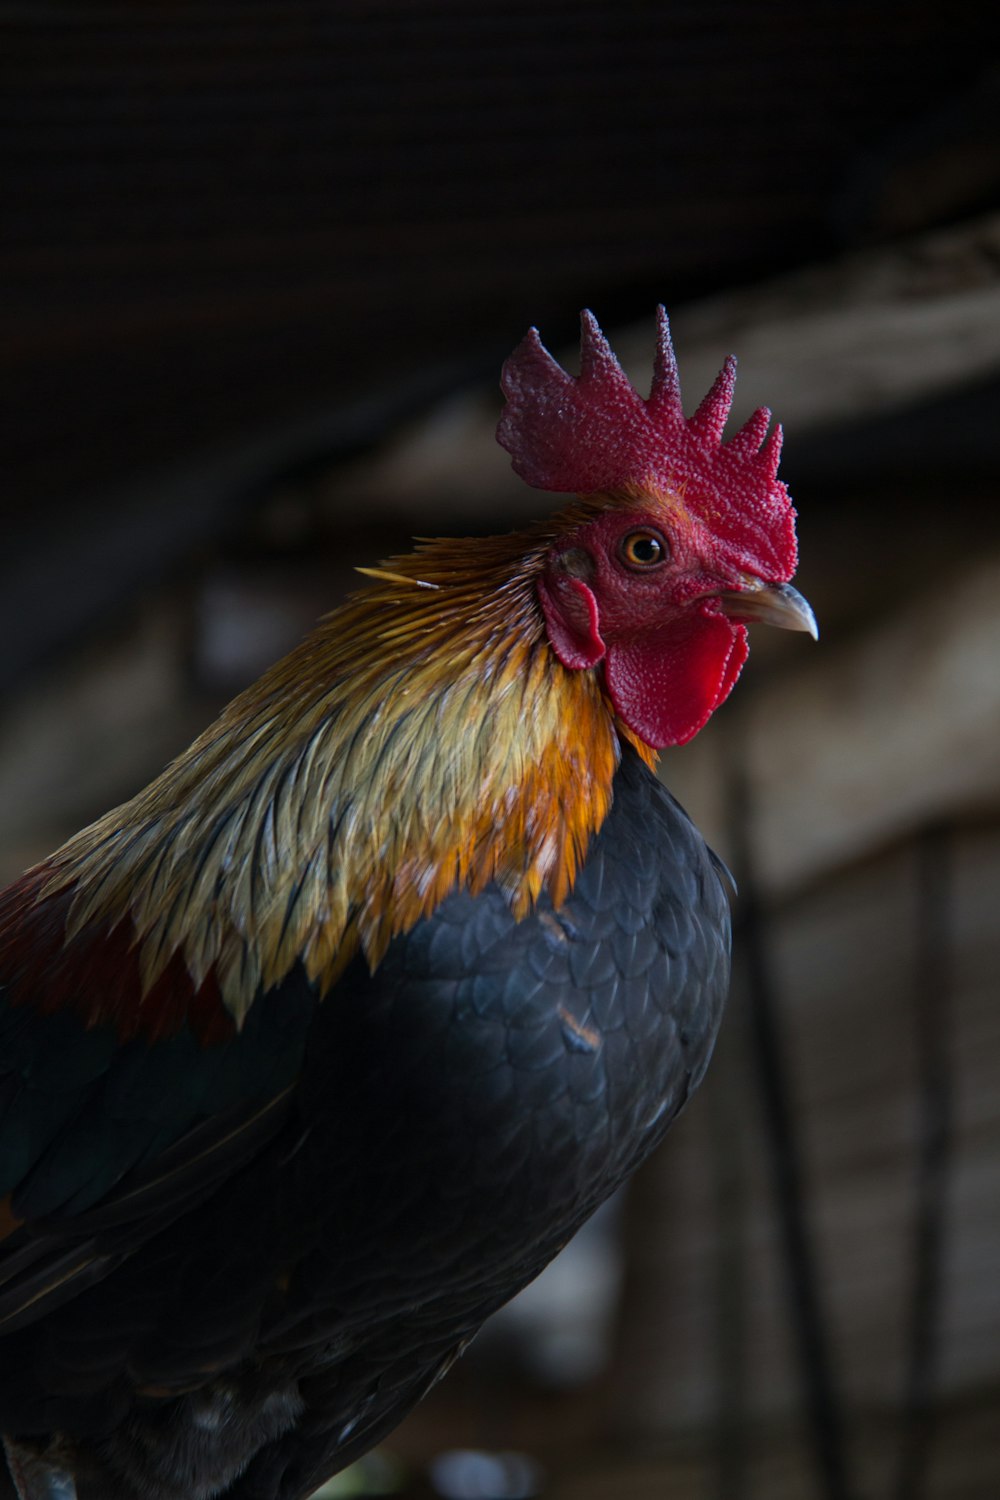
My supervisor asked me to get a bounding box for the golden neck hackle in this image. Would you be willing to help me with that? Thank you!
[44,514,647,1025]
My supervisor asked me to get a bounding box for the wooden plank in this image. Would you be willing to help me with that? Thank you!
[741,551,1000,897]
[324,211,1000,514]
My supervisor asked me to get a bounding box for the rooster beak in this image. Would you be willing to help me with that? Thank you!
[717,581,819,640]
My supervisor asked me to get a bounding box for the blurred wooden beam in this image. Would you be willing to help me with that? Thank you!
[0,362,469,695]
[741,550,1000,898]
[326,210,1000,515]
[663,548,1000,900]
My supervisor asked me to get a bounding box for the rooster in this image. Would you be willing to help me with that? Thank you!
[0,309,815,1500]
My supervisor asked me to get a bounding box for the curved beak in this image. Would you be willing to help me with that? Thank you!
[717,580,819,640]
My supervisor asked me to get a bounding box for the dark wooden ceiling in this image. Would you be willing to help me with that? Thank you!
[6,2,998,501]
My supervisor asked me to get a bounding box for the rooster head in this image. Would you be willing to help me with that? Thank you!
[498,308,816,748]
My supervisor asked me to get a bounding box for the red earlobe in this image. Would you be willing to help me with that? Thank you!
[537,574,606,670]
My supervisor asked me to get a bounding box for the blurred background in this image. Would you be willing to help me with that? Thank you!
[2,4,1000,1498]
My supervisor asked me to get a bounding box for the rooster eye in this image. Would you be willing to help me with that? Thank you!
[619,528,670,571]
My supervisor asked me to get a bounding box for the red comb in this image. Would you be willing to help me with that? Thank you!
[497,308,797,581]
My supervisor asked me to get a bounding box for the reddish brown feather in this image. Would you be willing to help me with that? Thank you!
[0,863,233,1044]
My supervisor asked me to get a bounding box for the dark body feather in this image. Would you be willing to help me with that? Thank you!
[0,747,729,1500]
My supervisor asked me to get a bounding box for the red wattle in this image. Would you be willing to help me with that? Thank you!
[603,614,748,749]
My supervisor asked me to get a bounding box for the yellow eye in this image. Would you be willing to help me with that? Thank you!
[619,528,670,570]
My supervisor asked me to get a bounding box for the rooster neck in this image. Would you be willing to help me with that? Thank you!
[38,524,650,1033]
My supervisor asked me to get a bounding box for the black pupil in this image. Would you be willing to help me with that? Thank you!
[631,534,660,563]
